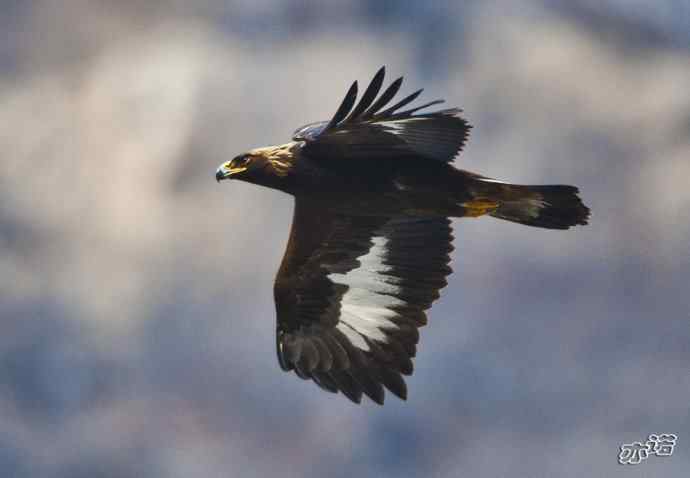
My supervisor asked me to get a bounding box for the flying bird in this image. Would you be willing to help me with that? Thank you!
[216,67,589,405]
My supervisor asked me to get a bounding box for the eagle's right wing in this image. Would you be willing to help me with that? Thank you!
[274,198,454,404]
[292,67,471,164]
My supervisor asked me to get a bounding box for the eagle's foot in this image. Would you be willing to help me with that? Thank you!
[462,199,499,217]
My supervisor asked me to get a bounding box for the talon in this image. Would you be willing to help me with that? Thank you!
[462,199,499,217]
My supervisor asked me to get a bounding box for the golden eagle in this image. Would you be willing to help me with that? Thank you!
[216,67,589,404]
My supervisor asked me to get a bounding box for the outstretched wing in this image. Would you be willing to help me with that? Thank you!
[274,198,454,404]
[292,66,471,163]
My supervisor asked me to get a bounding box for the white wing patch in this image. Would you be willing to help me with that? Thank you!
[336,323,372,351]
[329,236,404,351]
[381,118,426,134]
[477,177,507,184]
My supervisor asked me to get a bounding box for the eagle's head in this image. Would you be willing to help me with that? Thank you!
[216,142,298,187]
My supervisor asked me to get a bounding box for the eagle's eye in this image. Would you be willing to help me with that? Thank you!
[233,155,250,167]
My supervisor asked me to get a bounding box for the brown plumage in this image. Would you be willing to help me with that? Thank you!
[216,67,590,405]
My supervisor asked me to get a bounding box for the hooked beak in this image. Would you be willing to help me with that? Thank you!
[215,162,247,182]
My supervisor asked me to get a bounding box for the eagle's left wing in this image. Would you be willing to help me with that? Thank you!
[274,198,454,404]
[292,66,471,164]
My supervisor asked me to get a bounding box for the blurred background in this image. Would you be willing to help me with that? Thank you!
[1,1,689,477]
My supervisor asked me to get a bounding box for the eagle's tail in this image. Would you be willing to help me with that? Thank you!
[464,179,590,230]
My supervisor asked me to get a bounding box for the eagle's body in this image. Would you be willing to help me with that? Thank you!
[216,67,589,404]
[256,151,467,212]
